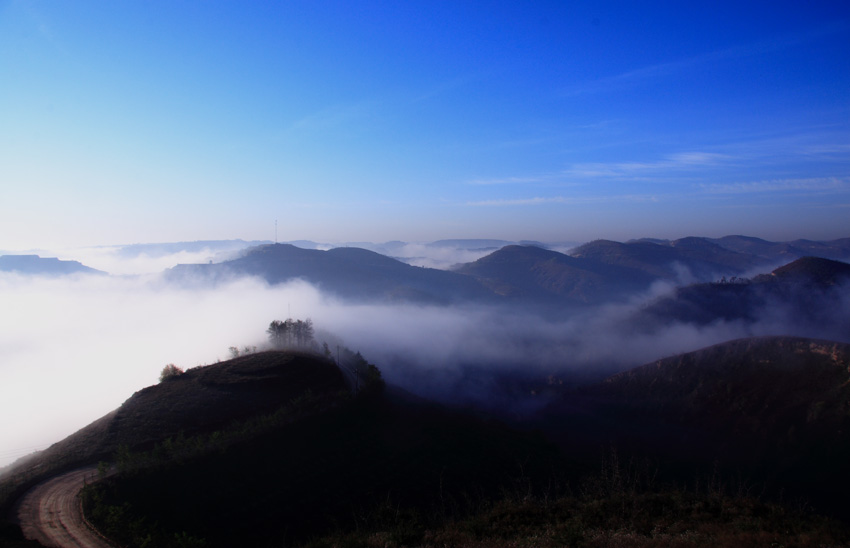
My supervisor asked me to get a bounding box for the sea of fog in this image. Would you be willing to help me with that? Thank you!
[1,245,836,468]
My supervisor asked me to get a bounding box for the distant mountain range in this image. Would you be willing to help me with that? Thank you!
[0,255,105,276]
[6,236,849,316]
[162,236,850,309]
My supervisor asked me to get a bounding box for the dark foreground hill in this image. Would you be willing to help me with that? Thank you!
[76,337,850,547]
[1,351,560,547]
[70,360,558,547]
[6,340,850,547]
[19,352,348,473]
[537,336,850,517]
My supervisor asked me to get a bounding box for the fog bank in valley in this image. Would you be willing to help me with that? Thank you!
[2,249,847,468]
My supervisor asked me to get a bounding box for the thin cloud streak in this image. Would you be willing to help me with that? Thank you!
[468,194,659,207]
[566,152,730,179]
[468,152,731,188]
[700,176,850,195]
[562,21,850,97]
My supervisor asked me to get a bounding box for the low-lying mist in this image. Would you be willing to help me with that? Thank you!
[2,253,848,468]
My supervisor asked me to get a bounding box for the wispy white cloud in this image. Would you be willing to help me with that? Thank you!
[467,174,557,186]
[700,176,850,195]
[468,194,659,207]
[468,152,729,188]
[566,151,730,179]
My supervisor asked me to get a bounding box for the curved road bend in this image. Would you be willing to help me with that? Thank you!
[14,466,114,548]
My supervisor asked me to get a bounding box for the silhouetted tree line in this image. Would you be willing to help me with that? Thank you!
[716,276,750,285]
[267,318,383,394]
[267,318,316,350]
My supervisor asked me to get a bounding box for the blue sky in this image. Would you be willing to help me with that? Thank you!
[1,0,848,249]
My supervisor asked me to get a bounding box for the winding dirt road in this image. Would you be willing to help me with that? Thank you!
[14,466,114,548]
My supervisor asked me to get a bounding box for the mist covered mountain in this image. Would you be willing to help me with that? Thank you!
[161,236,849,313]
[166,243,501,304]
[636,256,850,341]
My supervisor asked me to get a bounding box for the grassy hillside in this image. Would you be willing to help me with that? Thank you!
[81,389,561,547]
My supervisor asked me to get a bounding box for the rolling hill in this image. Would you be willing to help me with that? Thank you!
[569,238,767,281]
[453,244,655,304]
[166,243,500,304]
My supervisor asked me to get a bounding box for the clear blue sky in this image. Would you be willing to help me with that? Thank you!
[1,0,848,249]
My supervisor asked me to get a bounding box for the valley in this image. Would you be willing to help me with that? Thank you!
[1,235,849,547]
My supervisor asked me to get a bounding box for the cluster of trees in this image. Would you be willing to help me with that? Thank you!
[717,276,750,284]
[159,364,184,382]
[267,318,315,349]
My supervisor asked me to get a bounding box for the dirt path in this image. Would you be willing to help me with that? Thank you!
[14,466,114,548]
